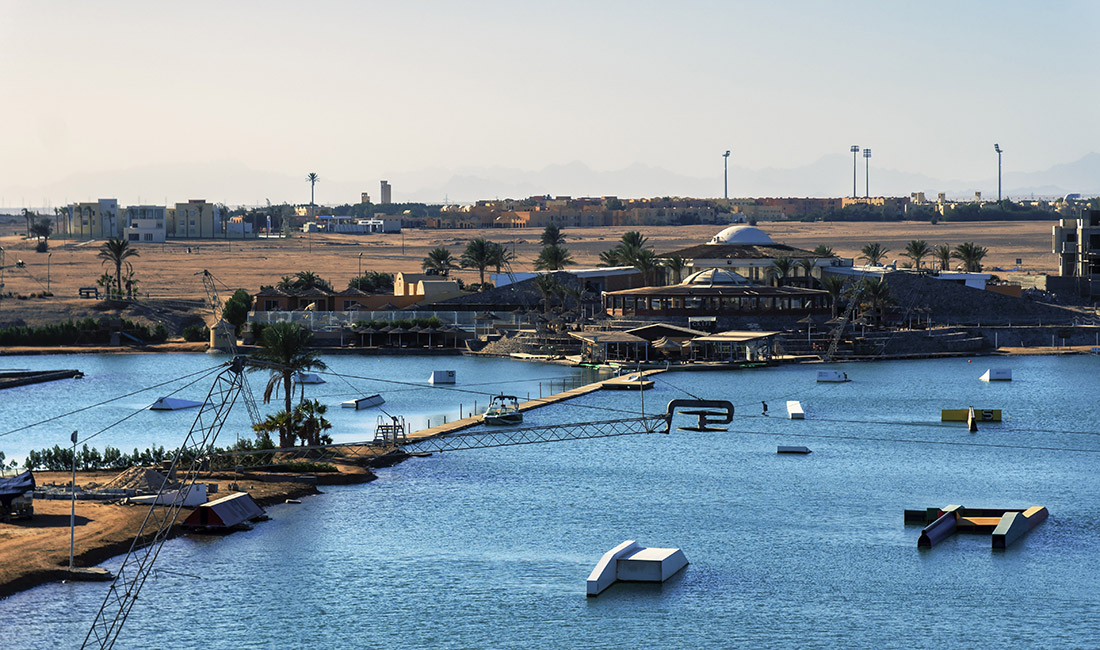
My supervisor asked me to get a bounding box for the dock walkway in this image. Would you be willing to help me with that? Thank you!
[405,369,665,443]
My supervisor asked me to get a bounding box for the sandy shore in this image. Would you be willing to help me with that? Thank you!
[0,465,376,599]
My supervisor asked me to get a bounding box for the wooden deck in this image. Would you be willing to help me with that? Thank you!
[405,369,666,442]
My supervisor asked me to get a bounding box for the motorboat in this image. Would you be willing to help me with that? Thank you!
[482,394,523,425]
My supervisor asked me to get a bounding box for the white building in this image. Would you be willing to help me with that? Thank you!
[124,205,167,243]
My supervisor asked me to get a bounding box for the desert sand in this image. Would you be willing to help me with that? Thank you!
[0,220,1059,329]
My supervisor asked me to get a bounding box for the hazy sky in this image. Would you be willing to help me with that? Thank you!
[2,1,1097,205]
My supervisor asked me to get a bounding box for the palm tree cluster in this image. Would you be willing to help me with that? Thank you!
[96,238,139,299]
[534,225,575,271]
[460,238,513,288]
[422,247,455,275]
[276,270,334,292]
[348,271,394,293]
[249,322,327,448]
[601,231,658,284]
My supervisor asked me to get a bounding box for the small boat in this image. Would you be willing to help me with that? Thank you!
[294,372,325,384]
[341,394,385,410]
[150,396,204,411]
[482,394,523,426]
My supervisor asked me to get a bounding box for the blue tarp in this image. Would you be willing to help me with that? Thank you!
[0,470,35,508]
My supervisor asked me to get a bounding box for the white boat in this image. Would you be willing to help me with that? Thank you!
[150,396,203,411]
[483,394,523,425]
[294,372,325,384]
[341,394,385,410]
[980,369,1012,382]
[816,370,849,383]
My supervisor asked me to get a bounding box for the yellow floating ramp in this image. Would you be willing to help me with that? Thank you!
[941,409,1001,422]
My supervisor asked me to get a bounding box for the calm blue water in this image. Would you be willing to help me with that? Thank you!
[3,354,1100,648]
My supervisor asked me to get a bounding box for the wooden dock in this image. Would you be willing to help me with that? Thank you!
[405,369,666,443]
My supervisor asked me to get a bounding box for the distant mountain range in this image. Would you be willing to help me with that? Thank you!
[6,153,1099,210]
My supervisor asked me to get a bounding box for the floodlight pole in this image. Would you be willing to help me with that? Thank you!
[723,150,731,200]
[850,145,860,198]
[994,143,1003,203]
[863,148,872,198]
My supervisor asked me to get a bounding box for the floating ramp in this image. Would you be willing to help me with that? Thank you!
[908,505,1048,550]
[182,492,265,531]
[294,373,325,384]
[428,370,456,384]
[786,401,804,419]
[341,394,385,410]
[980,368,1012,381]
[150,396,203,411]
[942,408,1001,422]
[816,370,849,383]
[586,540,688,596]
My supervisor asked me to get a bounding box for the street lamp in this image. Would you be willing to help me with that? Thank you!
[850,145,860,198]
[723,150,731,200]
[863,148,872,198]
[47,252,52,293]
[358,252,363,278]
[994,143,1003,203]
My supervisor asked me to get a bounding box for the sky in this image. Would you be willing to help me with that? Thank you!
[1,1,1098,206]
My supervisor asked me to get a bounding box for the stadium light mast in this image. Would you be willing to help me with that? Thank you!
[863,148,872,198]
[994,143,1003,203]
[850,145,860,198]
[723,150,731,200]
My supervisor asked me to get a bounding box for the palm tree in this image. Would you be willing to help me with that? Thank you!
[632,249,659,285]
[276,275,297,291]
[952,241,989,272]
[599,248,624,266]
[249,322,327,447]
[797,257,817,284]
[932,244,953,271]
[819,274,847,318]
[662,255,687,284]
[861,277,894,323]
[533,273,561,313]
[423,247,455,274]
[812,244,834,257]
[306,172,320,219]
[540,224,565,247]
[903,240,932,269]
[460,237,494,286]
[621,231,648,250]
[30,219,52,251]
[534,245,575,271]
[96,238,139,298]
[767,257,795,286]
[487,241,514,274]
[860,242,889,266]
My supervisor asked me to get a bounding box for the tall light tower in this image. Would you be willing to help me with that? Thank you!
[863,148,872,198]
[723,150,731,200]
[994,143,1003,203]
[850,145,860,198]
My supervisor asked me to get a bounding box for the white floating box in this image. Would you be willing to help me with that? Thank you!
[786,400,804,419]
[816,370,849,383]
[980,369,1012,382]
[586,540,688,597]
[127,483,208,507]
[341,394,385,409]
[294,373,325,384]
[428,370,456,384]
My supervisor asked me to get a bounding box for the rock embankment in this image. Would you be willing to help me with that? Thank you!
[884,272,1090,326]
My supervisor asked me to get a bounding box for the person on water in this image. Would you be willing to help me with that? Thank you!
[761,401,768,416]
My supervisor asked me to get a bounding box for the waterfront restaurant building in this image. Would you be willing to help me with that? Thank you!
[602,268,829,319]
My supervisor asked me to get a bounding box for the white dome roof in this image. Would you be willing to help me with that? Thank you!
[682,268,750,286]
[709,225,774,245]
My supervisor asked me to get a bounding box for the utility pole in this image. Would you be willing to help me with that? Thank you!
[863,148,872,198]
[69,430,78,570]
[850,145,860,198]
[723,150,731,200]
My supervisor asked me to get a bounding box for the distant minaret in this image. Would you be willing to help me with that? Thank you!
[380,180,392,205]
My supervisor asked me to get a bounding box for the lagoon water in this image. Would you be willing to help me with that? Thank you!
[2,353,1100,648]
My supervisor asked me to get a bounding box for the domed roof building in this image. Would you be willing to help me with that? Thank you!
[661,225,846,285]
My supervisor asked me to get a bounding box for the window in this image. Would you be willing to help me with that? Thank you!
[144,234,153,241]
[128,234,139,241]
[264,299,281,310]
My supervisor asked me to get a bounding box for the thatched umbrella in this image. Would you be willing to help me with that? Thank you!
[652,336,683,357]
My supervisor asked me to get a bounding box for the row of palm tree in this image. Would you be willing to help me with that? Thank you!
[422,238,516,287]
[860,241,989,272]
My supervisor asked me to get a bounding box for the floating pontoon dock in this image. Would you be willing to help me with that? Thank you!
[906,504,1048,550]
[0,369,83,390]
